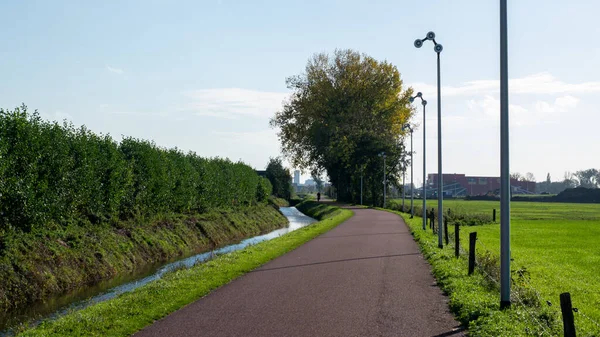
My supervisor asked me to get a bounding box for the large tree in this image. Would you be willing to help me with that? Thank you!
[270,49,413,204]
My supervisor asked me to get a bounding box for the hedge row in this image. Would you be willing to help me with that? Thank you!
[0,105,272,232]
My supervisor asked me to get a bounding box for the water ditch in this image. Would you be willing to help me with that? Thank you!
[0,207,316,335]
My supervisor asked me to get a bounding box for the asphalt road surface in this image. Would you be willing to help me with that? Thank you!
[134,207,465,337]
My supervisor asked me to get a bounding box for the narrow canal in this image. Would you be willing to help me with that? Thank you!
[0,207,316,335]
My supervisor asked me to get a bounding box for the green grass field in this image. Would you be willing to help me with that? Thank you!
[393,199,600,335]
[403,199,600,221]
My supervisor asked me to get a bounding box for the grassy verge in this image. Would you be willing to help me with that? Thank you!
[0,205,287,313]
[391,199,600,335]
[268,196,290,208]
[296,200,345,219]
[382,209,560,336]
[17,203,353,336]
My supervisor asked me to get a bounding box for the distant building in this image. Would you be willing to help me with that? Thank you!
[304,179,316,186]
[294,170,300,185]
[256,170,267,178]
[425,173,535,197]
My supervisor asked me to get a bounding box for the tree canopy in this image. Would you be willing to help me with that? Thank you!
[271,49,413,204]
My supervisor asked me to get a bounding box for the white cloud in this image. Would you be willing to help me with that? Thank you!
[535,95,579,113]
[465,94,580,127]
[212,129,277,146]
[106,65,124,75]
[410,72,600,97]
[181,88,289,119]
[107,111,145,116]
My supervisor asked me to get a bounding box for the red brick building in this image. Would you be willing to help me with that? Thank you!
[426,173,535,196]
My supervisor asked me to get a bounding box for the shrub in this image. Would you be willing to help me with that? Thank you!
[0,105,267,232]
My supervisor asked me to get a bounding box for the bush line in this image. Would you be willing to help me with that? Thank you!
[0,105,272,233]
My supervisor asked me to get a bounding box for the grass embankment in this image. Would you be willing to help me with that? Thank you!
[268,196,290,208]
[17,201,353,337]
[0,205,287,313]
[389,200,600,336]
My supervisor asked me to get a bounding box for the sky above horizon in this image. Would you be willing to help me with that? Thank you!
[1,0,599,186]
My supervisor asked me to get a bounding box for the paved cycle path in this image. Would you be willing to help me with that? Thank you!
[134,207,464,337]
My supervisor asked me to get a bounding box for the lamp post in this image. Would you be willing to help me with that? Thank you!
[414,31,444,248]
[410,93,427,229]
[379,152,386,208]
[500,0,511,308]
[403,124,414,218]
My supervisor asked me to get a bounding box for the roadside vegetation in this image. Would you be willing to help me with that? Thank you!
[16,201,352,337]
[389,200,600,336]
[268,196,290,208]
[0,105,281,313]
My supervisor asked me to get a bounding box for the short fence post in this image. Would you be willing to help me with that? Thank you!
[560,292,576,337]
[468,232,477,275]
[493,209,496,222]
[444,217,449,245]
[431,208,436,233]
[454,222,460,258]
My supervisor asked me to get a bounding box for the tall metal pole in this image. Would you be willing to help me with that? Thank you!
[402,168,406,210]
[500,0,511,308]
[422,102,427,230]
[410,93,427,230]
[410,129,414,217]
[436,51,443,248]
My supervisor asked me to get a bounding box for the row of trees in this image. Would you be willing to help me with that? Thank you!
[511,170,600,194]
[537,170,600,194]
[0,105,272,232]
[270,49,413,204]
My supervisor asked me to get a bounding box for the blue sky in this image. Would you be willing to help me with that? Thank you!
[1,0,599,185]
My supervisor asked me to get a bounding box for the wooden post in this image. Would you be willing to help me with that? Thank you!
[468,232,477,275]
[454,222,460,258]
[444,217,449,245]
[431,208,436,233]
[493,208,496,222]
[560,292,576,337]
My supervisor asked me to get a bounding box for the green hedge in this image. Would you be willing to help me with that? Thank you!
[0,105,271,233]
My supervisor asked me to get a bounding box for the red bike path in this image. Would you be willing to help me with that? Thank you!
[134,207,465,337]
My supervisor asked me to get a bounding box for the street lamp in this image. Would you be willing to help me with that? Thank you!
[414,31,444,248]
[378,152,386,208]
[410,92,427,230]
[403,124,414,218]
